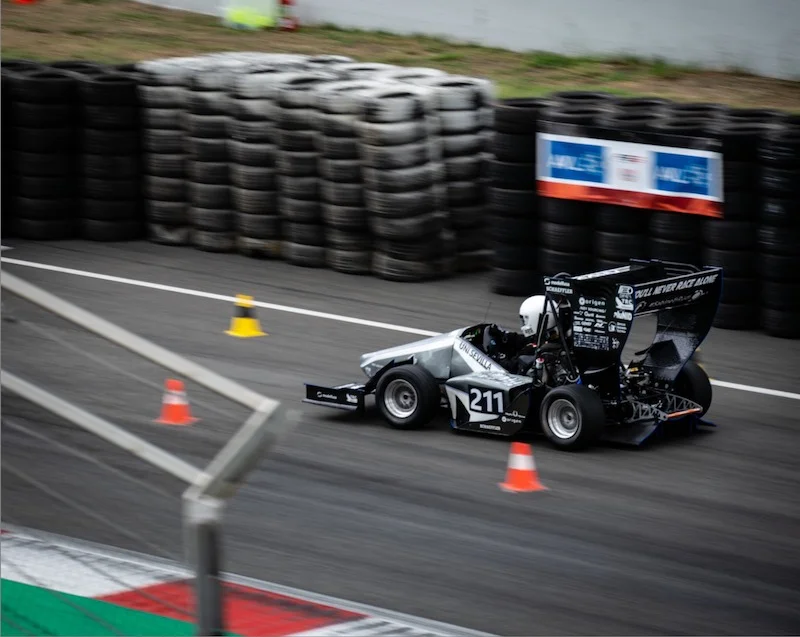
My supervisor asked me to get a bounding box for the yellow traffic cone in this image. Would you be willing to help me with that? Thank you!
[225,294,267,338]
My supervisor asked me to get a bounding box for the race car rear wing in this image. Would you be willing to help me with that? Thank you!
[570,259,723,318]
[543,259,723,396]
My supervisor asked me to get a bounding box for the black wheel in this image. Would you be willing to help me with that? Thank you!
[673,360,712,416]
[375,365,441,430]
[539,384,606,450]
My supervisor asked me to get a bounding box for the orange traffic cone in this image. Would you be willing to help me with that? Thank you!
[155,379,198,426]
[499,442,547,493]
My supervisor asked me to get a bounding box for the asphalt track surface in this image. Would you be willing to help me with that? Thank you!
[2,239,800,636]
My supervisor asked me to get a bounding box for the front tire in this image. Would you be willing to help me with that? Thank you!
[539,384,606,450]
[375,365,441,430]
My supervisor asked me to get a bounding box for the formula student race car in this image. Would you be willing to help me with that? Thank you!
[303,259,723,450]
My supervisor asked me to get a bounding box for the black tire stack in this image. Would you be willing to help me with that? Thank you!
[274,72,340,268]
[227,68,287,260]
[411,75,494,274]
[137,59,200,247]
[356,85,450,282]
[700,110,777,330]
[645,115,718,273]
[535,97,610,279]
[590,99,671,270]
[48,60,108,78]
[487,98,554,295]
[2,60,45,238]
[591,205,650,269]
[314,79,389,276]
[757,117,800,339]
[75,71,145,241]
[5,67,81,240]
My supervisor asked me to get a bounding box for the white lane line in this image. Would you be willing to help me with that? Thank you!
[3,256,800,402]
[707,379,800,401]
[0,257,437,337]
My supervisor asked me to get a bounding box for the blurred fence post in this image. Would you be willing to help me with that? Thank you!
[184,494,226,636]
[183,404,299,635]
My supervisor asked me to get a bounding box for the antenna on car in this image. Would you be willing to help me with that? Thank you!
[482,301,493,324]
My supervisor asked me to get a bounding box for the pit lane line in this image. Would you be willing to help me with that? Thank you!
[3,256,800,403]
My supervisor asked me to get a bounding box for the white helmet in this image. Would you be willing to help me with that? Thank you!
[519,295,557,338]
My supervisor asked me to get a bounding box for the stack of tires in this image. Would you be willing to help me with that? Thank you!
[186,64,242,253]
[591,205,650,269]
[644,115,713,271]
[5,67,80,240]
[487,98,553,295]
[700,111,776,330]
[357,85,450,282]
[535,100,606,279]
[76,71,144,241]
[49,60,107,77]
[589,99,669,270]
[538,98,620,276]
[757,118,800,339]
[410,75,494,273]
[648,210,701,264]
[314,79,389,275]
[227,68,287,260]
[138,59,201,246]
[274,72,340,268]
[2,60,44,238]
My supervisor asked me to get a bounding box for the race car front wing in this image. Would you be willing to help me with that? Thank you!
[303,382,366,411]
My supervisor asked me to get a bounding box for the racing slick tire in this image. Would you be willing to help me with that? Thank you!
[539,384,605,450]
[375,365,441,430]
[673,360,712,416]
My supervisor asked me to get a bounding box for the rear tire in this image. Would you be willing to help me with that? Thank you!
[673,360,712,415]
[375,365,441,430]
[539,384,606,450]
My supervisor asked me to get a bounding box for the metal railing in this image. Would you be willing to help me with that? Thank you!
[1,271,298,636]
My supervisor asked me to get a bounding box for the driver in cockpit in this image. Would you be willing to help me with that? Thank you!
[484,295,560,375]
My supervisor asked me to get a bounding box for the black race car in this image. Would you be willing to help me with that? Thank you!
[304,259,722,450]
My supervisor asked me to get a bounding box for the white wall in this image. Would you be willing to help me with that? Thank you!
[136,0,800,80]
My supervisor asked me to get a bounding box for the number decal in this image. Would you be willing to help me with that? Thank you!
[468,387,504,414]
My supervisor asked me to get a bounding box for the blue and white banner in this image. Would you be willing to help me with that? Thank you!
[536,131,724,217]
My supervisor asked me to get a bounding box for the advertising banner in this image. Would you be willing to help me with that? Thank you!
[536,123,724,218]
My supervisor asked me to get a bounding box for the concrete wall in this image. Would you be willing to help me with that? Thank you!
[136,0,800,80]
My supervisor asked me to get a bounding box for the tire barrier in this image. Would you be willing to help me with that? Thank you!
[77,70,144,242]
[487,97,554,295]
[4,62,80,241]
[314,78,386,275]
[486,92,799,339]
[2,55,797,337]
[406,75,495,274]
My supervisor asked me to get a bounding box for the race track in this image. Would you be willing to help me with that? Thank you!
[2,239,800,636]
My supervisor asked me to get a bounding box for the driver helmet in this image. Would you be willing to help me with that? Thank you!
[519,295,557,338]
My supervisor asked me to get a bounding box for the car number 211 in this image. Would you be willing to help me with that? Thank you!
[469,387,504,414]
